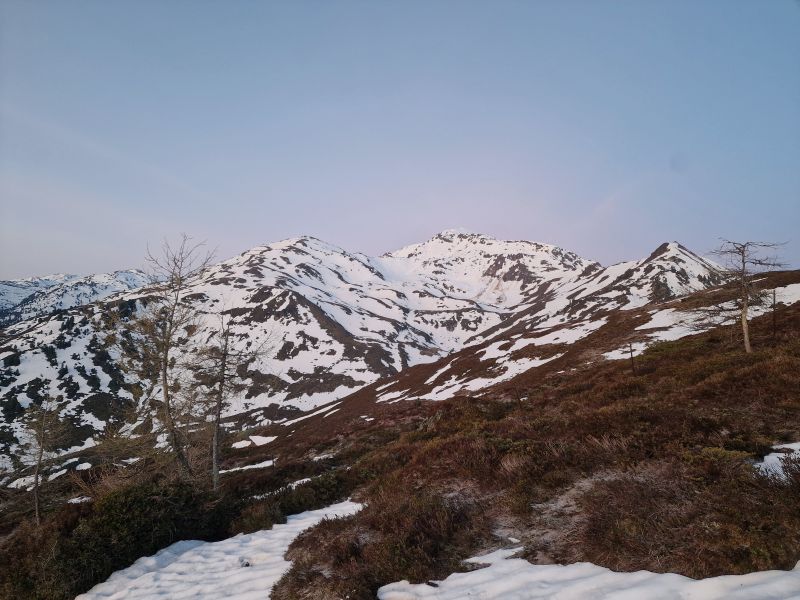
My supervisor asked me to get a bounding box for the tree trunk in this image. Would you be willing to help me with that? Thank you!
[33,409,46,526]
[162,350,193,475]
[740,253,752,354]
[772,288,777,342]
[33,442,43,526]
[211,332,229,491]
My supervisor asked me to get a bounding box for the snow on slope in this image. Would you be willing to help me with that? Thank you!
[604,282,800,360]
[466,241,725,345]
[383,229,597,309]
[0,273,78,311]
[76,500,363,600]
[0,232,724,471]
[0,269,149,325]
[378,547,800,600]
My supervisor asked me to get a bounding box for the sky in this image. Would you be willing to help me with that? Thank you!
[1,0,798,278]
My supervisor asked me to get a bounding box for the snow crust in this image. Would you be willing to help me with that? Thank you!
[378,547,800,600]
[76,500,363,600]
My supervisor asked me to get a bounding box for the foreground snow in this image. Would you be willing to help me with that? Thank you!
[378,548,800,600]
[76,500,362,600]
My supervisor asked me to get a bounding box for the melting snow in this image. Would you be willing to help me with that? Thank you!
[605,283,800,362]
[67,496,92,504]
[378,547,800,600]
[250,435,276,446]
[76,500,363,600]
[7,475,35,490]
[219,459,275,474]
[48,469,67,481]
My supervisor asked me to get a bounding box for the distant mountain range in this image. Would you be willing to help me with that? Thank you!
[0,270,149,325]
[0,231,726,471]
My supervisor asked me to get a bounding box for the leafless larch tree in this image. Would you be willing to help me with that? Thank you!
[710,239,785,354]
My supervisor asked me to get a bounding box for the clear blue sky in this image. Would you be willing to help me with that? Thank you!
[1,0,798,278]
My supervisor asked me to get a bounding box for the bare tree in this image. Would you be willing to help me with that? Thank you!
[710,240,785,354]
[20,396,66,525]
[114,234,214,476]
[191,312,270,490]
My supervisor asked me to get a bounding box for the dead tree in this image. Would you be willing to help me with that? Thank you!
[114,234,214,476]
[710,240,785,354]
[191,312,270,491]
[20,397,66,526]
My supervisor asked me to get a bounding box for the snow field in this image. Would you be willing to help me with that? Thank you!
[76,500,363,600]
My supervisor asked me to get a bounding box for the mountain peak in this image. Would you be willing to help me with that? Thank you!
[431,228,490,242]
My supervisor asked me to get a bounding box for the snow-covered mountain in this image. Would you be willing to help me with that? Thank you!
[0,232,724,471]
[0,274,79,312]
[0,270,149,326]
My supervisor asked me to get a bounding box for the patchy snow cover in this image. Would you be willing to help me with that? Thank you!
[249,435,276,446]
[48,468,67,481]
[603,342,648,361]
[0,273,79,312]
[76,500,363,600]
[219,459,275,474]
[605,282,800,361]
[378,547,800,600]
[67,496,92,504]
[1,269,148,325]
[0,233,725,469]
[231,435,278,450]
[756,442,800,479]
[7,474,36,490]
[421,353,563,401]
[251,477,315,500]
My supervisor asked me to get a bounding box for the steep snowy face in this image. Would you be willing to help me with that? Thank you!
[459,241,725,344]
[564,241,725,314]
[0,232,725,471]
[382,230,599,308]
[0,274,79,312]
[1,270,149,325]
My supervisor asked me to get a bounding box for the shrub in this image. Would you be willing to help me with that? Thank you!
[0,481,233,600]
[273,487,486,600]
[231,468,360,534]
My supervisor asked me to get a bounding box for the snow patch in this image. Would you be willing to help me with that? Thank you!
[378,547,800,599]
[76,500,363,600]
[219,459,275,474]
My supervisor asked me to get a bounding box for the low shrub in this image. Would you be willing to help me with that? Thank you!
[0,481,233,600]
[273,487,487,600]
[230,468,361,534]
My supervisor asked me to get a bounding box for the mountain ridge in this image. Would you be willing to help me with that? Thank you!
[0,232,724,471]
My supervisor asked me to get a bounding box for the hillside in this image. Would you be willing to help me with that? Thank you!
[1,269,799,599]
[0,232,723,471]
